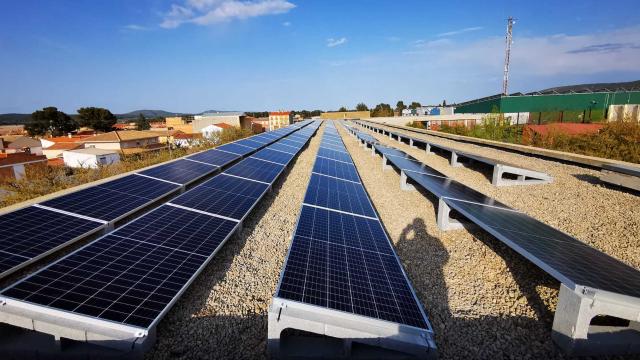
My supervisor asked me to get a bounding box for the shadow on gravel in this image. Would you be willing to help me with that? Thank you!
[395,218,565,359]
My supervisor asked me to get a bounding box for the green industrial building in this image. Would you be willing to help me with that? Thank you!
[455,81,640,123]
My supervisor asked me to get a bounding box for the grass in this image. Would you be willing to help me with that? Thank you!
[0,127,254,208]
[429,116,640,164]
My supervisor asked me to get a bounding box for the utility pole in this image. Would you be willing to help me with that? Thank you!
[502,17,515,95]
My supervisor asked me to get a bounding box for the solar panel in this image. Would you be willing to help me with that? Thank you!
[170,174,269,220]
[277,205,428,329]
[252,148,295,165]
[41,186,159,222]
[0,206,105,277]
[304,173,376,218]
[216,143,254,156]
[186,149,240,167]
[224,157,285,184]
[266,142,298,155]
[445,199,640,299]
[317,147,352,163]
[97,174,181,200]
[312,157,360,183]
[1,205,238,329]
[139,159,217,185]
[235,138,265,149]
[402,170,509,208]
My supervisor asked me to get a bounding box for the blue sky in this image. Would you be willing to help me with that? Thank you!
[1,0,639,114]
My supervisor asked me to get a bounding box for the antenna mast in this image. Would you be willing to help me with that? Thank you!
[502,17,515,95]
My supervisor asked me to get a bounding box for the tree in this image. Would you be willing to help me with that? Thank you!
[395,100,406,114]
[77,107,117,133]
[135,113,151,130]
[371,103,394,117]
[338,106,348,112]
[442,99,447,106]
[409,101,422,110]
[25,107,77,136]
[355,103,369,111]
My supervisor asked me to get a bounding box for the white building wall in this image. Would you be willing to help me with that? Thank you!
[63,151,120,168]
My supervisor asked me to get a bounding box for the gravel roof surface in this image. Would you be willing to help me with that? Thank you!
[343,122,639,359]
[144,121,639,359]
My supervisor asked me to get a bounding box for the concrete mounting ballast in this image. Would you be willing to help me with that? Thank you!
[343,122,640,356]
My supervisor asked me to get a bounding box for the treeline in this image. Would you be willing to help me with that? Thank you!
[24,106,155,136]
[332,100,432,117]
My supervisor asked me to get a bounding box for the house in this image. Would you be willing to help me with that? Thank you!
[148,129,185,144]
[173,133,203,148]
[200,123,233,138]
[41,135,91,159]
[82,131,163,155]
[112,123,136,130]
[62,148,120,169]
[0,153,47,181]
[251,117,269,133]
[268,111,293,130]
[166,112,253,133]
[2,136,43,155]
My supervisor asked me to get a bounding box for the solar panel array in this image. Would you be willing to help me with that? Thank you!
[275,121,433,331]
[0,120,321,331]
[0,123,308,280]
[369,141,640,300]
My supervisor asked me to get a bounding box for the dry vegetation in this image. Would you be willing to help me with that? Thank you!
[0,127,253,208]
[410,118,640,163]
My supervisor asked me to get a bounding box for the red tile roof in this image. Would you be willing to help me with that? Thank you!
[0,153,47,166]
[214,123,233,129]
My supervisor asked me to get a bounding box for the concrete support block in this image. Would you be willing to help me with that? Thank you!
[381,155,392,172]
[552,284,640,356]
[400,171,416,191]
[450,152,463,167]
[436,198,464,231]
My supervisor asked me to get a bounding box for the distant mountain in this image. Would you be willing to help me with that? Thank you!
[116,110,184,119]
[0,113,31,125]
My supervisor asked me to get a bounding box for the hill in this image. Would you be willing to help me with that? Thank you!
[0,113,31,125]
[116,110,184,119]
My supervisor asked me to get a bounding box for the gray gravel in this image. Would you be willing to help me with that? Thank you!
[341,122,640,359]
[146,127,323,360]
[144,121,639,359]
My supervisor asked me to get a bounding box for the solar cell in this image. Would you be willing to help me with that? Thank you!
[277,205,428,329]
[0,206,105,277]
[304,173,375,217]
[224,157,285,184]
[186,149,240,167]
[170,174,269,220]
[312,157,360,183]
[139,159,217,185]
[252,148,295,165]
[98,174,181,200]
[216,143,254,156]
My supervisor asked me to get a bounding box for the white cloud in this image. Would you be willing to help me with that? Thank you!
[437,26,483,37]
[282,21,291,26]
[327,37,347,47]
[404,25,640,77]
[161,0,296,28]
[122,24,149,31]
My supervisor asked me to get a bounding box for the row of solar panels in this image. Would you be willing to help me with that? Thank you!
[371,141,640,299]
[0,121,321,347]
[351,121,553,186]
[270,122,436,356]
[0,123,311,280]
